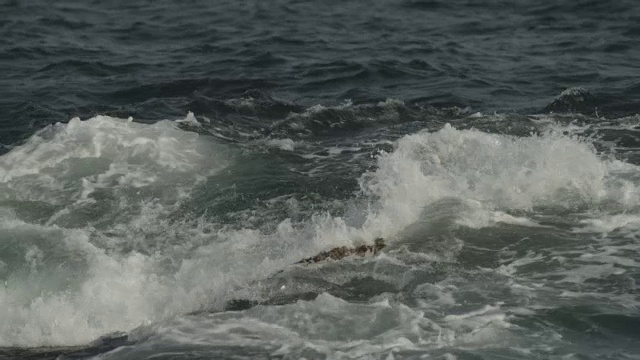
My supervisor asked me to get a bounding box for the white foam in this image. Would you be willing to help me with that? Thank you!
[575,214,640,233]
[0,201,367,346]
[265,138,297,151]
[0,114,227,213]
[2,119,639,348]
[0,114,236,346]
[0,218,161,346]
[122,292,525,358]
[358,124,640,238]
[442,303,515,346]
[125,293,441,357]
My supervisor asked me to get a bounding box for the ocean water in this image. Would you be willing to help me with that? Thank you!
[1,0,640,359]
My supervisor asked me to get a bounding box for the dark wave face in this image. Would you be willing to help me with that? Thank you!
[1,1,640,359]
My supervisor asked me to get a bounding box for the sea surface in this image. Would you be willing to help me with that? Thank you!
[1,1,640,359]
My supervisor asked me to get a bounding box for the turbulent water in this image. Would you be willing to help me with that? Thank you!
[2,1,640,359]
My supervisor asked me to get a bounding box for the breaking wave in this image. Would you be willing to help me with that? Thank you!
[1,112,639,351]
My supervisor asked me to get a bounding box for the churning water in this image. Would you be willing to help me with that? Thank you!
[1,1,640,359]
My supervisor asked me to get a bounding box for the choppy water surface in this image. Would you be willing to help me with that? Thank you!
[1,1,640,359]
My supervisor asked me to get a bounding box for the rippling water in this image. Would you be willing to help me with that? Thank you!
[1,1,640,359]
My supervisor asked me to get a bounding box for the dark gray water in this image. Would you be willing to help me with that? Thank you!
[1,1,640,359]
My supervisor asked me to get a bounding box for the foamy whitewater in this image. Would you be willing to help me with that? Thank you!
[0,111,639,358]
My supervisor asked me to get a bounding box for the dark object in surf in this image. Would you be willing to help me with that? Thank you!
[207,238,389,313]
[296,238,386,264]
